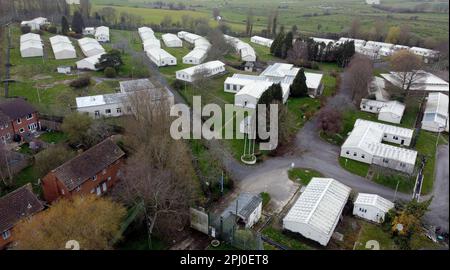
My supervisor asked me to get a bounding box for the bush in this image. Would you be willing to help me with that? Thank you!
[32,29,44,35]
[67,31,83,39]
[172,79,185,91]
[104,67,117,78]
[70,76,91,88]
[20,25,31,34]
[310,61,319,70]
[47,25,57,34]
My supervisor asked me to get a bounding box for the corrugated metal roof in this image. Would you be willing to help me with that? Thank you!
[283,178,351,236]
[176,60,225,76]
[342,119,417,164]
[355,193,394,213]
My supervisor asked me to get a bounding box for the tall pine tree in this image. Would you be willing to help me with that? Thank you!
[290,68,308,97]
[61,16,70,35]
[282,31,293,59]
[271,31,285,58]
[71,11,85,34]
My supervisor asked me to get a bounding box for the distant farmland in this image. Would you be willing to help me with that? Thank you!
[91,0,449,41]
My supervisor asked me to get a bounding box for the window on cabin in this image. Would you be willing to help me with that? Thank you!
[2,230,11,240]
[26,113,33,120]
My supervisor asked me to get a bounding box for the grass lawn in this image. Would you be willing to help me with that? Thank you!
[4,25,119,116]
[260,192,270,208]
[38,131,68,144]
[116,225,167,250]
[409,232,442,250]
[16,143,33,155]
[415,130,448,195]
[355,222,396,250]
[11,165,41,195]
[287,168,323,185]
[339,157,370,178]
[373,173,415,194]
[321,109,378,146]
[262,227,311,250]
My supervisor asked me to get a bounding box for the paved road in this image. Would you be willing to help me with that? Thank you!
[423,144,449,231]
[141,46,448,230]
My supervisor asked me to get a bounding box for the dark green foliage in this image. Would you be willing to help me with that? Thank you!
[47,25,57,34]
[70,76,91,88]
[71,11,85,34]
[335,41,355,67]
[282,31,294,59]
[20,25,31,34]
[61,16,70,35]
[258,83,283,105]
[172,80,185,91]
[289,68,308,97]
[96,49,123,70]
[104,67,117,78]
[270,31,285,57]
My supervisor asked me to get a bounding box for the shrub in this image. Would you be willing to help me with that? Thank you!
[70,76,91,88]
[20,25,31,34]
[32,29,44,35]
[67,31,82,39]
[47,25,57,34]
[104,67,117,78]
[172,79,185,91]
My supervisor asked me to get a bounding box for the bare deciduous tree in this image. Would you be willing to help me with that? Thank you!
[317,107,343,136]
[118,91,197,247]
[286,39,309,66]
[344,54,374,105]
[349,18,361,38]
[390,50,424,92]
[0,144,13,186]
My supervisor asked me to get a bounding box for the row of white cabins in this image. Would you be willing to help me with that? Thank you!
[314,37,440,62]
[178,31,211,65]
[138,27,177,67]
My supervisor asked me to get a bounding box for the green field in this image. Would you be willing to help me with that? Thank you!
[2,25,122,116]
[91,0,449,41]
[355,222,396,250]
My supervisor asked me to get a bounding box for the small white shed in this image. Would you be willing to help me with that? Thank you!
[20,40,43,58]
[76,53,104,70]
[182,49,207,65]
[250,36,273,48]
[95,26,110,42]
[353,193,394,223]
[146,48,177,67]
[162,33,182,48]
[421,92,449,132]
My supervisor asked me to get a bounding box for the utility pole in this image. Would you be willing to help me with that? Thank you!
[393,179,399,202]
